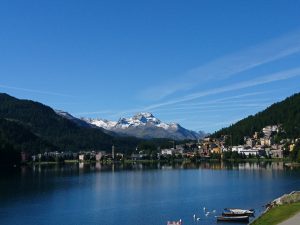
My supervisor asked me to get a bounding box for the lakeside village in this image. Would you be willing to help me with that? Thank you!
[25,125,299,164]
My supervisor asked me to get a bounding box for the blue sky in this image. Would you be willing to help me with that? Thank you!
[1,0,300,133]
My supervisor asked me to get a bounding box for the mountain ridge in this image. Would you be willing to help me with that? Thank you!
[82,112,205,140]
[211,92,300,145]
[0,93,140,154]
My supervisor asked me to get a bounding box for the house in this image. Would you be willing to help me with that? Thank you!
[232,146,264,156]
[270,149,283,158]
[175,145,185,151]
[79,154,85,161]
[262,125,279,138]
[211,143,221,154]
[245,138,255,147]
[231,145,245,152]
[239,148,260,156]
[221,146,229,152]
[161,149,173,155]
[161,148,183,155]
[260,138,273,146]
[200,143,210,156]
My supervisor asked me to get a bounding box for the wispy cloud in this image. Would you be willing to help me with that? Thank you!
[0,84,73,97]
[143,67,300,111]
[154,93,272,110]
[90,90,279,120]
[151,101,270,113]
[156,104,266,115]
[142,30,300,99]
[73,110,113,116]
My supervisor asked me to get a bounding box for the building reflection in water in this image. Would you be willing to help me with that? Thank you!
[79,162,84,169]
[96,162,101,170]
[20,161,291,178]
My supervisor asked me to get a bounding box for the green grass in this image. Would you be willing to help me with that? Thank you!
[64,160,79,163]
[251,202,300,225]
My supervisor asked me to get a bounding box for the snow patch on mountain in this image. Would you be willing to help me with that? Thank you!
[84,112,178,130]
[85,118,117,130]
[82,112,205,140]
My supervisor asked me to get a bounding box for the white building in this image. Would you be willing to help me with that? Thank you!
[232,146,263,156]
[161,149,173,155]
[231,146,245,152]
[262,125,280,137]
[239,149,260,156]
[79,154,85,161]
[161,148,183,155]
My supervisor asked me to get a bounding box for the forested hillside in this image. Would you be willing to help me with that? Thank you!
[212,93,300,145]
[0,93,139,156]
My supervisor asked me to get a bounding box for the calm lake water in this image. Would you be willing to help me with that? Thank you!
[1,162,300,225]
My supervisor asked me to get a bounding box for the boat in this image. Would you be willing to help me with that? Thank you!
[224,208,255,216]
[222,212,251,217]
[167,219,182,225]
[216,215,249,222]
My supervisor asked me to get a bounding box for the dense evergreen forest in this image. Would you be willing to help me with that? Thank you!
[0,93,178,166]
[0,94,139,165]
[212,93,300,145]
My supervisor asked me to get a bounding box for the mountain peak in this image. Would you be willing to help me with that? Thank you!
[130,112,160,125]
[134,112,154,118]
[81,112,204,140]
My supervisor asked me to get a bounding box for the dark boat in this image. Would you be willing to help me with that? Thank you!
[222,212,254,217]
[216,215,249,222]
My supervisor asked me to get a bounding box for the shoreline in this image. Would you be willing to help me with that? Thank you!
[27,157,291,165]
[250,191,300,225]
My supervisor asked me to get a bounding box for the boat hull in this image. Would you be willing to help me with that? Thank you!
[222,212,254,217]
[216,216,249,222]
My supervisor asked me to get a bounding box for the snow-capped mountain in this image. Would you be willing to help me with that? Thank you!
[86,112,170,129]
[83,112,206,140]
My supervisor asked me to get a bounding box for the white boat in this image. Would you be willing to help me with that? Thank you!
[224,208,254,216]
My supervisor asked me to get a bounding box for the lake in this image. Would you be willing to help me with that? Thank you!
[1,162,300,225]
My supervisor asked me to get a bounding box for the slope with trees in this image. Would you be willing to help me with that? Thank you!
[212,93,300,145]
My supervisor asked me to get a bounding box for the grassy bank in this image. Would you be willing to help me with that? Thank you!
[251,202,300,225]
